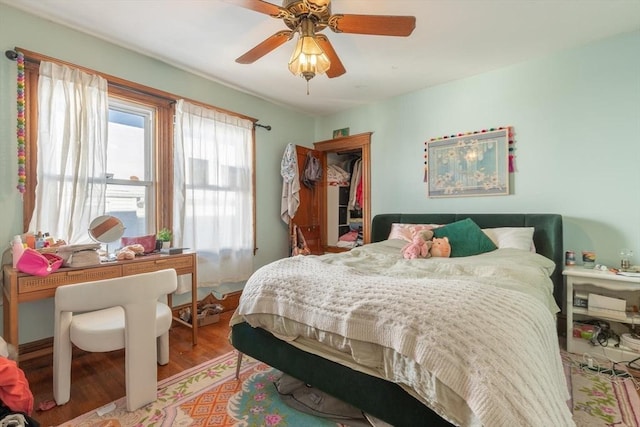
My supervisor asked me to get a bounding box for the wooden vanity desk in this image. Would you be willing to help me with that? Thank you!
[3,251,198,361]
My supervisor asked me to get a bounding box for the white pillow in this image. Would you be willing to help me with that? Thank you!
[388,223,442,243]
[482,227,535,251]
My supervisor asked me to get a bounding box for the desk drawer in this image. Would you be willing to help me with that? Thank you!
[122,255,194,276]
[18,265,122,294]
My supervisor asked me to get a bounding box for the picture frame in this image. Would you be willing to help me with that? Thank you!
[332,127,350,138]
[426,128,510,198]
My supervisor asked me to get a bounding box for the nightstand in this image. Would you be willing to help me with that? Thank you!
[564,267,640,360]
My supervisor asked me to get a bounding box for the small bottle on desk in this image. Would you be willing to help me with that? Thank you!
[25,232,35,249]
[11,235,24,268]
[35,231,45,249]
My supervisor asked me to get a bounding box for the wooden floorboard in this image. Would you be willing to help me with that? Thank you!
[20,311,235,427]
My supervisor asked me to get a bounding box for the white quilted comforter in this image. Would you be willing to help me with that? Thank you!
[232,240,574,427]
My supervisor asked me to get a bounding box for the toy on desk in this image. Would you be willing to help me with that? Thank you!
[116,244,145,260]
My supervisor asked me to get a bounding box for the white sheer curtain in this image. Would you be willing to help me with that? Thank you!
[29,61,109,244]
[174,100,254,292]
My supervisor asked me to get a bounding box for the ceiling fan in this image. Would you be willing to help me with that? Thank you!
[229,0,416,82]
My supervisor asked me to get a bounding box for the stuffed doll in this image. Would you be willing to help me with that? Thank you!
[402,230,434,259]
[430,237,451,258]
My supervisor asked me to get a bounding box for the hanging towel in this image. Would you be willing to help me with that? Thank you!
[280,143,300,224]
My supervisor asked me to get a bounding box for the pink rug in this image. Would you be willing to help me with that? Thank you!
[60,349,640,426]
[562,350,640,426]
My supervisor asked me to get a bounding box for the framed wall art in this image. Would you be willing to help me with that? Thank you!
[425,127,513,198]
[332,127,350,138]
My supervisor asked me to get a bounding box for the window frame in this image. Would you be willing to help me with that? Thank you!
[106,97,156,234]
[18,48,257,252]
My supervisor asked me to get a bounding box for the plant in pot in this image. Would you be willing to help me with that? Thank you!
[157,228,172,250]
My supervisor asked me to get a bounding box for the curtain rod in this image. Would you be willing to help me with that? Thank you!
[5,48,178,104]
[254,123,272,131]
[5,48,260,125]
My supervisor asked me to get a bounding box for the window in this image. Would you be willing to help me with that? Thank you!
[22,57,175,243]
[106,100,155,237]
[19,48,257,289]
[174,100,255,288]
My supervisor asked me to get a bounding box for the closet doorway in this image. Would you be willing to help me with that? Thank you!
[294,132,371,254]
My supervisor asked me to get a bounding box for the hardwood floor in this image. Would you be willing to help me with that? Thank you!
[20,311,235,427]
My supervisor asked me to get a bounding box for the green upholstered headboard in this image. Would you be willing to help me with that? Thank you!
[371,213,564,306]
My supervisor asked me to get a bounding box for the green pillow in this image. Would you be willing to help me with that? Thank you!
[433,218,497,257]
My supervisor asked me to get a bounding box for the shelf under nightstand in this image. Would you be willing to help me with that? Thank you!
[564,267,640,360]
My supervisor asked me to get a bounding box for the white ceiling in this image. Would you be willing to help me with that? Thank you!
[4,0,640,116]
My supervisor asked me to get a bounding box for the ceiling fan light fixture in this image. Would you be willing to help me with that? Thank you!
[288,34,330,81]
[233,0,416,82]
[288,18,330,82]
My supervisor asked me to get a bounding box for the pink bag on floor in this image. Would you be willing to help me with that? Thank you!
[16,248,64,276]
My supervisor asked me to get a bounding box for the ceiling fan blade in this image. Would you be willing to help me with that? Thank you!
[316,35,346,78]
[225,0,294,20]
[236,30,293,64]
[328,14,416,36]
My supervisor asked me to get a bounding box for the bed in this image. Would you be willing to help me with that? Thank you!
[230,213,571,427]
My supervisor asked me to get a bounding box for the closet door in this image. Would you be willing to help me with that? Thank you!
[292,145,324,255]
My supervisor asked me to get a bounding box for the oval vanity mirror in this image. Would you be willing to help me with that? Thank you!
[88,215,125,243]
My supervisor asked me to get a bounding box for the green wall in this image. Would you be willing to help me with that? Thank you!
[1,3,639,344]
[315,31,640,273]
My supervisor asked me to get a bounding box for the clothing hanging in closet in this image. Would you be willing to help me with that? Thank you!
[326,164,350,186]
[348,158,362,211]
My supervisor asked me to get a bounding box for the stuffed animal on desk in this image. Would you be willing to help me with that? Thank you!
[116,243,145,260]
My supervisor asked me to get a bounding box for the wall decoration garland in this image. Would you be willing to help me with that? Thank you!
[16,51,26,194]
[424,126,515,198]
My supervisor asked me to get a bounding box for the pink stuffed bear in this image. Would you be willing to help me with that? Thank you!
[402,230,433,259]
[430,237,451,258]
